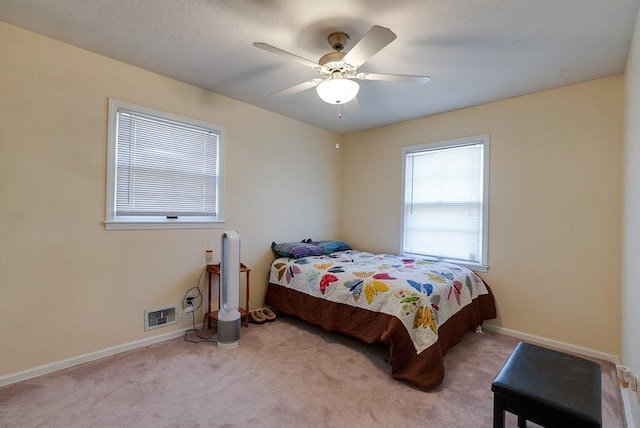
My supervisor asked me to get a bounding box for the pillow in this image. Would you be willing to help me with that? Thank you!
[315,240,353,254]
[271,241,324,259]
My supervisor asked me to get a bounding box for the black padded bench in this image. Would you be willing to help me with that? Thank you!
[491,342,602,428]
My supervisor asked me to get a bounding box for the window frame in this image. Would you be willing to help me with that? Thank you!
[105,98,225,230]
[400,134,490,272]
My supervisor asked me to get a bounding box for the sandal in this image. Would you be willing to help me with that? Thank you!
[260,307,276,321]
[250,310,266,324]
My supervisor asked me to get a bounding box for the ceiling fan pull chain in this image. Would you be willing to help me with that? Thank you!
[337,104,342,119]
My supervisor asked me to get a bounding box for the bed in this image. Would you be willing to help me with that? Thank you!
[265,241,497,391]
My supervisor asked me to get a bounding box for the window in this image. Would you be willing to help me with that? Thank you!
[105,99,224,230]
[402,135,489,270]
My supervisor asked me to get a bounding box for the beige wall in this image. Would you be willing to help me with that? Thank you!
[0,22,341,375]
[623,6,640,426]
[340,77,623,355]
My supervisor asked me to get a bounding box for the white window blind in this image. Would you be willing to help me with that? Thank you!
[106,99,223,230]
[116,110,218,217]
[403,136,489,267]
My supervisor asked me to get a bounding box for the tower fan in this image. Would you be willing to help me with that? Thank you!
[217,230,241,348]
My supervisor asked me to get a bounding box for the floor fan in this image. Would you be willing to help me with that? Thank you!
[217,230,241,348]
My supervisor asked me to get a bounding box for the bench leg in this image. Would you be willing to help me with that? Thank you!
[517,414,527,428]
[493,395,505,428]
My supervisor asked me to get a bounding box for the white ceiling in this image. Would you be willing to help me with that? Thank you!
[1,0,639,133]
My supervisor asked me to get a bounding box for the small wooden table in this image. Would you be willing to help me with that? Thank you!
[206,263,251,328]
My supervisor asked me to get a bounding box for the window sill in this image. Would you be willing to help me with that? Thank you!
[460,263,488,273]
[403,253,488,273]
[104,220,225,230]
[437,261,488,273]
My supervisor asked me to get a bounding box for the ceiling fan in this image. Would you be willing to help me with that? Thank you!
[253,25,431,105]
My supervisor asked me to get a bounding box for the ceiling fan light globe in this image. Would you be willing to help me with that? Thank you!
[316,78,360,104]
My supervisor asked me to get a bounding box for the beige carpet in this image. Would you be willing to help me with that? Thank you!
[0,316,626,427]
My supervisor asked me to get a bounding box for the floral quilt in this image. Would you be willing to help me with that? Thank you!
[269,250,490,354]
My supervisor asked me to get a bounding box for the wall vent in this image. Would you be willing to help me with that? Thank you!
[144,304,178,331]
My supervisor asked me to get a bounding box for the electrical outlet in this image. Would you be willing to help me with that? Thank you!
[616,364,640,404]
[184,296,195,313]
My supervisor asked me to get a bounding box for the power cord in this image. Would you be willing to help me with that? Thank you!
[182,266,217,344]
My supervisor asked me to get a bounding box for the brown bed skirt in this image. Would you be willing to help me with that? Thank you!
[266,282,497,391]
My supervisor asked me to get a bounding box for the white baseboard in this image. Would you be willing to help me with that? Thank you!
[0,324,203,388]
[483,323,619,363]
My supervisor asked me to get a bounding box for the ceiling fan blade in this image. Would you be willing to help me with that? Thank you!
[269,78,323,96]
[253,42,321,70]
[355,72,431,84]
[342,25,397,67]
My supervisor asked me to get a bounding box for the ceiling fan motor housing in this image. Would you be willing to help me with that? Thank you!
[319,51,346,69]
[328,32,349,51]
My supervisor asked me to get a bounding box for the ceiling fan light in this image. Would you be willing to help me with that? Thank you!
[316,78,360,104]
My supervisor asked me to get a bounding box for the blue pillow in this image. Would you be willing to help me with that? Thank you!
[316,240,353,254]
[271,241,324,259]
